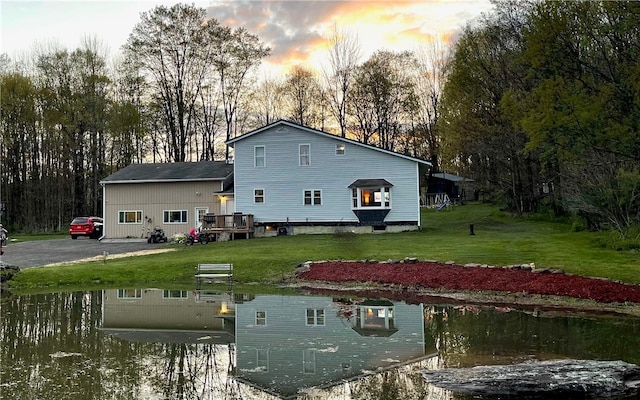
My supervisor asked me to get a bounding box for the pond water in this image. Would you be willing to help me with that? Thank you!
[1,288,639,400]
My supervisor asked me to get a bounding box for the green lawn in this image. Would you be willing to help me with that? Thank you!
[8,203,640,291]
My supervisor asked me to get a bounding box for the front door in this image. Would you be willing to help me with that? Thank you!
[221,198,234,215]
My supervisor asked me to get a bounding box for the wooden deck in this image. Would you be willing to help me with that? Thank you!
[200,213,254,240]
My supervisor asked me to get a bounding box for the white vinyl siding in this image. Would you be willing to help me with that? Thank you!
[232,126,421,224]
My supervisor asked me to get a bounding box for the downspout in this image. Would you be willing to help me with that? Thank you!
[416,163,422,228]
[99,182,106,241]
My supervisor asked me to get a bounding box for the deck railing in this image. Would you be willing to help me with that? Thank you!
[201,213,254,232]
[422,193,451,208]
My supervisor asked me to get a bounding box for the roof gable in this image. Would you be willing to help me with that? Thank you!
[227,120,432,167]
[101,161,233,184]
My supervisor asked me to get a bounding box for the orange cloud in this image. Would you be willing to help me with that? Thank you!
[210,0,493,75]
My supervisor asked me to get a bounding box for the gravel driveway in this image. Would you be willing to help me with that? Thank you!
[0,237,171,269]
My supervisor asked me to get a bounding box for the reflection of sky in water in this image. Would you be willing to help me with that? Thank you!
[1,290,639,399]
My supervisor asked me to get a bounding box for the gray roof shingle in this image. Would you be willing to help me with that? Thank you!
[101,161,233,184]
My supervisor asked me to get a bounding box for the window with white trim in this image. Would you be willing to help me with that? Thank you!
[118,210,142,224]
[117,289,142,299]
[254,189,265,203]
[255,145,265,167]
[256,349,269,372]
[304,190,322,206]
[163,290,188,299]
[163,210,188,224]
[256,311,266,326]
[306,308,325,326]
[351,187,391,208]
[299,144,310,166]
[303,349,316,374]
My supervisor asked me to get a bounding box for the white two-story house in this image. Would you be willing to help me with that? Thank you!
[226,120,431,236]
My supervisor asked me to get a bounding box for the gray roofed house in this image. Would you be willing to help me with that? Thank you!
[99,120,432,239]
[100,161,236,240]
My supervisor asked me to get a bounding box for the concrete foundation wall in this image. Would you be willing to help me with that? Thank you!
[253,224,419,237]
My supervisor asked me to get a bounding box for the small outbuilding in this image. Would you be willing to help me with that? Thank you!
[425,172,475,206]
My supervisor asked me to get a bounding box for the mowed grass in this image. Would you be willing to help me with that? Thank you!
[8,203,640,291]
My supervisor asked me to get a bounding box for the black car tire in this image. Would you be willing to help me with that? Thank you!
[71,235,78,240]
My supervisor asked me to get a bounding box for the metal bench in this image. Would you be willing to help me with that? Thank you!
[195,263,233,290]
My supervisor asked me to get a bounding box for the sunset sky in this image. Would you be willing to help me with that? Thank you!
[1,0,494,72]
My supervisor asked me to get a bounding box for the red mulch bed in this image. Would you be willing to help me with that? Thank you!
[298,261,640,304]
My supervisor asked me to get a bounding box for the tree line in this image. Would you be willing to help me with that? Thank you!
[1,1,638,238]
[439,0,639,236]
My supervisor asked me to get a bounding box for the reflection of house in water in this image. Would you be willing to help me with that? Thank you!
[100,289,240,344]
[100,290,430,399]
[234,295,427,399]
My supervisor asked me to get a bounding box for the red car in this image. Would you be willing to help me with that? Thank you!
[69,217,103,239]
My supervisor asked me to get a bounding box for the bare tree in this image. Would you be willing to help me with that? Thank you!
[323,25,361,137]
[209,26,270,161]
[250,74,284,126]
[283,65,320,126]
[413,38,451,170]
[124,4,212,162]
[350,50,418,151]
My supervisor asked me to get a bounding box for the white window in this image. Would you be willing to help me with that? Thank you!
[304,190,322,206]
[117,289,142,299]
[255,145,265,167]
[299,144,310,166]
[254,189,265,203]
[336,143,345,155]
[163,210,188,224]
[306,308,325,326]
[118,210,142,224]
[303,349,316,374]
[162,290,188,299]
[352,187,391,209]
[256,311,266,326]
[256,349,269,372]
[357,306,395,330]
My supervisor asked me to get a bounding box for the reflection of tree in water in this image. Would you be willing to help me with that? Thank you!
[423,304,640,368]
[291,358,441,400]
[145,343,239,400]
